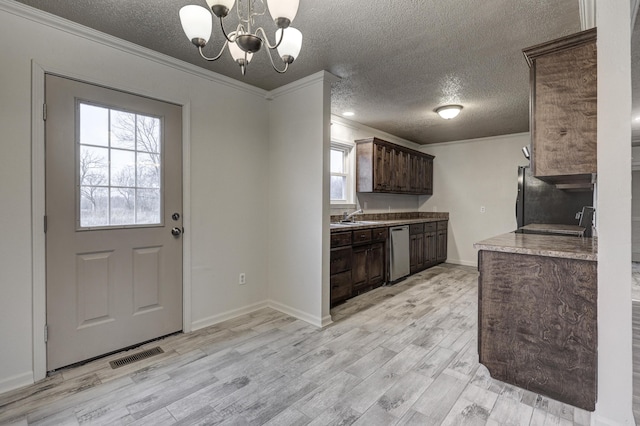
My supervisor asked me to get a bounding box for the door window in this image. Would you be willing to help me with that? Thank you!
[78,102,162,228]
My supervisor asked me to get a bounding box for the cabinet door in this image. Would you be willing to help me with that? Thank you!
[351,245,369,290]
[374,144,392,191]
[330,271,352,305]
[368,242,385,287]
[330,246,352,275]
[409,154,419,193]
[424,158,433,195]
[437,229,447,263]
[410,233,424,273]
[424,231,437,266]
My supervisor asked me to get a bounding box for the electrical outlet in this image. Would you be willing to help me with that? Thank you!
[480,206,486,213]
[239,273,246,285]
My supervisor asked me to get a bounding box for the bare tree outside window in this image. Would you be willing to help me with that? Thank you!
[79,102,162,228]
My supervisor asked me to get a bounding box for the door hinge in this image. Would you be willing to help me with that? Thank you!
[44,324,48,343]
[44,215,47,233]
[43,103,47,121]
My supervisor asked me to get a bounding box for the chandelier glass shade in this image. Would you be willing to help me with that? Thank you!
[179,0,302,75]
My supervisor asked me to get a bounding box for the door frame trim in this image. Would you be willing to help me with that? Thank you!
[31,61,192,381]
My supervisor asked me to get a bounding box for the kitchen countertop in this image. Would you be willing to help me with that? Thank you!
[519,223,586,236]
[330,218,446,232]
[474,232,597,261]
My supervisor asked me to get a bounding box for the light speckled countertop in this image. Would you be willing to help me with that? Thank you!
[474,232,597,261]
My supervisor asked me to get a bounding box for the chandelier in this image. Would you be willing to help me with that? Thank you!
[179,0,303,75]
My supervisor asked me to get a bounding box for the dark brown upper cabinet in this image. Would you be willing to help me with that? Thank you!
[523,28,597,188]
[355,137,434,195]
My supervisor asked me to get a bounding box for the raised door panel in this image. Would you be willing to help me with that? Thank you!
[437,229,447,263]
[368,242,385,287]
[330,246,352,275]
[330,270,352,305]
[409,154,419,193]
[424,158,433,195]
[424,232,437,266]
[351,245,369,290]
[410,233,424,274]
[374,144,392,191]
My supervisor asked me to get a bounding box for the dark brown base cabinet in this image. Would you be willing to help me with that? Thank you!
[330,228,387,307]
[410,221,447,274]
[477,250,597,411]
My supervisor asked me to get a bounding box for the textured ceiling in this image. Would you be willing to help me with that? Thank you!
[14,0,583,144]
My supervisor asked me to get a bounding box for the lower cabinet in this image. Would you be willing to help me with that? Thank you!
[330,227,387,307]
[352,241,385,294]
[330,221,446,307]
[330,232,353,306]
[410,220,447,274]
[436,221,448,263]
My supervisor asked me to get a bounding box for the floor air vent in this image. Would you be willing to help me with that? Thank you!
[109,346,164,369]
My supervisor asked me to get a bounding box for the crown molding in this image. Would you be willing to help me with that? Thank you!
[0,0,267,98]
[579,0,596,30]
[266,70,339,100]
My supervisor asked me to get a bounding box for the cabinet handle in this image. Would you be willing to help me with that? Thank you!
[361,235,367,239]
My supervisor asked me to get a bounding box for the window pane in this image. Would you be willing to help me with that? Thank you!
[330,176,346,201]
[80,187,109,227]
[137,153,160,189]
[110,149,136,187]
[137,115,161,153]
[78,104,163,228]
[136,189,161,224]
[80,104,109,146]
[330,149,344,173]
[110,188,135,225]
[110,110,136,149]
[79,146,108,186]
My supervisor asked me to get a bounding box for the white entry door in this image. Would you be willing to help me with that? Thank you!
[45,75,183,370]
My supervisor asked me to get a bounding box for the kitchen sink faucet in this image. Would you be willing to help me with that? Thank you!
[342,209,363,222]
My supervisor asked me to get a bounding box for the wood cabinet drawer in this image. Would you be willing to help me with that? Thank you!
[330,247,352,274]
[371,227,388,242]
[331,231,352,248]
[352,229,372,244]
[330,271,352,302]
[409,223,424,235]
[437,221,448,230]
[424,222,437,232]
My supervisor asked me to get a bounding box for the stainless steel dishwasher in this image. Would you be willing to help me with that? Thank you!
[389,225,410,282]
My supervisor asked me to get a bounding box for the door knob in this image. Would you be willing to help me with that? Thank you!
[171,227,182,236]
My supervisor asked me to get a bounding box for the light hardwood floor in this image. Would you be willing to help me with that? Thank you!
[0,264,594,425]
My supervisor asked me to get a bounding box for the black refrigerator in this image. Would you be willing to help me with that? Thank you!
[516,166,593,229]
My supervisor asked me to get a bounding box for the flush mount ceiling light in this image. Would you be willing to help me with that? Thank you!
[436,105,463,120]
[179,0,303,76]
[342,111,355,117]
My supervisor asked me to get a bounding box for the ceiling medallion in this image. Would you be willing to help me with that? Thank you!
[179,0,302,75]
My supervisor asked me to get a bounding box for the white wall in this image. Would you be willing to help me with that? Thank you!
[593,1,634,423]
[330,116,426,215]
[0,2,270,392]
[417,133,530,266]
[267,72,334,327]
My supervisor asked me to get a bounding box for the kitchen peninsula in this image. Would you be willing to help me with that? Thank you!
[474,232,597,411]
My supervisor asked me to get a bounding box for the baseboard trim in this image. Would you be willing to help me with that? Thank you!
[445,258,478,267]
[0,371,33,395]
[590,412,635,426]
[267,300,324,328]
[190,301,269,331]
